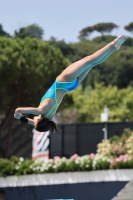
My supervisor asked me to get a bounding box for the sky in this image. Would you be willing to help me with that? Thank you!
[0,0,133,43]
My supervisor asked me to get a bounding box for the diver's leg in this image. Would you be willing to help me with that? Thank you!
[77,46,115,82]
[57,35,126,82]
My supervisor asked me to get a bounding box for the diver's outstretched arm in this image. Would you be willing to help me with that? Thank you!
[15,107,43,115]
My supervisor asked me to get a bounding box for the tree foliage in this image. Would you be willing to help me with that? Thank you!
[70,36,133,89]
[48,37,88,63]
[78,23,118,39]
[69,83,133,122]
[1,21,133,157]
[49,38,75,60]
[0,24,10,37]
[0,37,69,110]
[78,26,94,40]
[87,47,133,89]
[93,23,118,36]
[14,24,44,39]
[0,37,69,157]
[50,35,133,90]
[124,22,133,36]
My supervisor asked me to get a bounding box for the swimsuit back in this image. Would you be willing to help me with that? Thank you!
[40,79,79,118]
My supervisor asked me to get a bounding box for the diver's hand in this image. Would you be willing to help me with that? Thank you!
[14,113,23,120]
[15,108,21,114]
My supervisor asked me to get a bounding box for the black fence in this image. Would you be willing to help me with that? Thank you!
[1,121,133,158]
[50,122,133,158]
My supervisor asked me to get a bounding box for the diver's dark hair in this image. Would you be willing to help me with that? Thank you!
[35,117,59,135]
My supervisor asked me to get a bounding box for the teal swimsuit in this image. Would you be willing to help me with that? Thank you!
[40,79,79,118]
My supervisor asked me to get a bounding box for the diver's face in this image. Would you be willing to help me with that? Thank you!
[34,115,43,127]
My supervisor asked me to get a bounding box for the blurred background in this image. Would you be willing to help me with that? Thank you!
[0,0,133,200]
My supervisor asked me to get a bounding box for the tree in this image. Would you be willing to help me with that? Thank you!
[124,37,133,47]
[69,83,133,122]
[124,22,133,36]
[14,24,44,39]
[93,23,118,36]
[67,36,133,89]
[48,38,88,63]
[0,37,70,157]
[49,38,75,59]
[0,24,10,37]
[78,26,94,40]
[78,23,118,39]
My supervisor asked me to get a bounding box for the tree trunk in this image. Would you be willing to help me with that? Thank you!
[6,109,15,158]
[0,102,15,157]
[5,79,22,158]
[0,103,14,135]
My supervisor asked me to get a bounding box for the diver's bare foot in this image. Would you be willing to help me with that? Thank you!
[113,35,127,50]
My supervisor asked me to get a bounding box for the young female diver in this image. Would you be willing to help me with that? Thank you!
[14,35,127,134]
